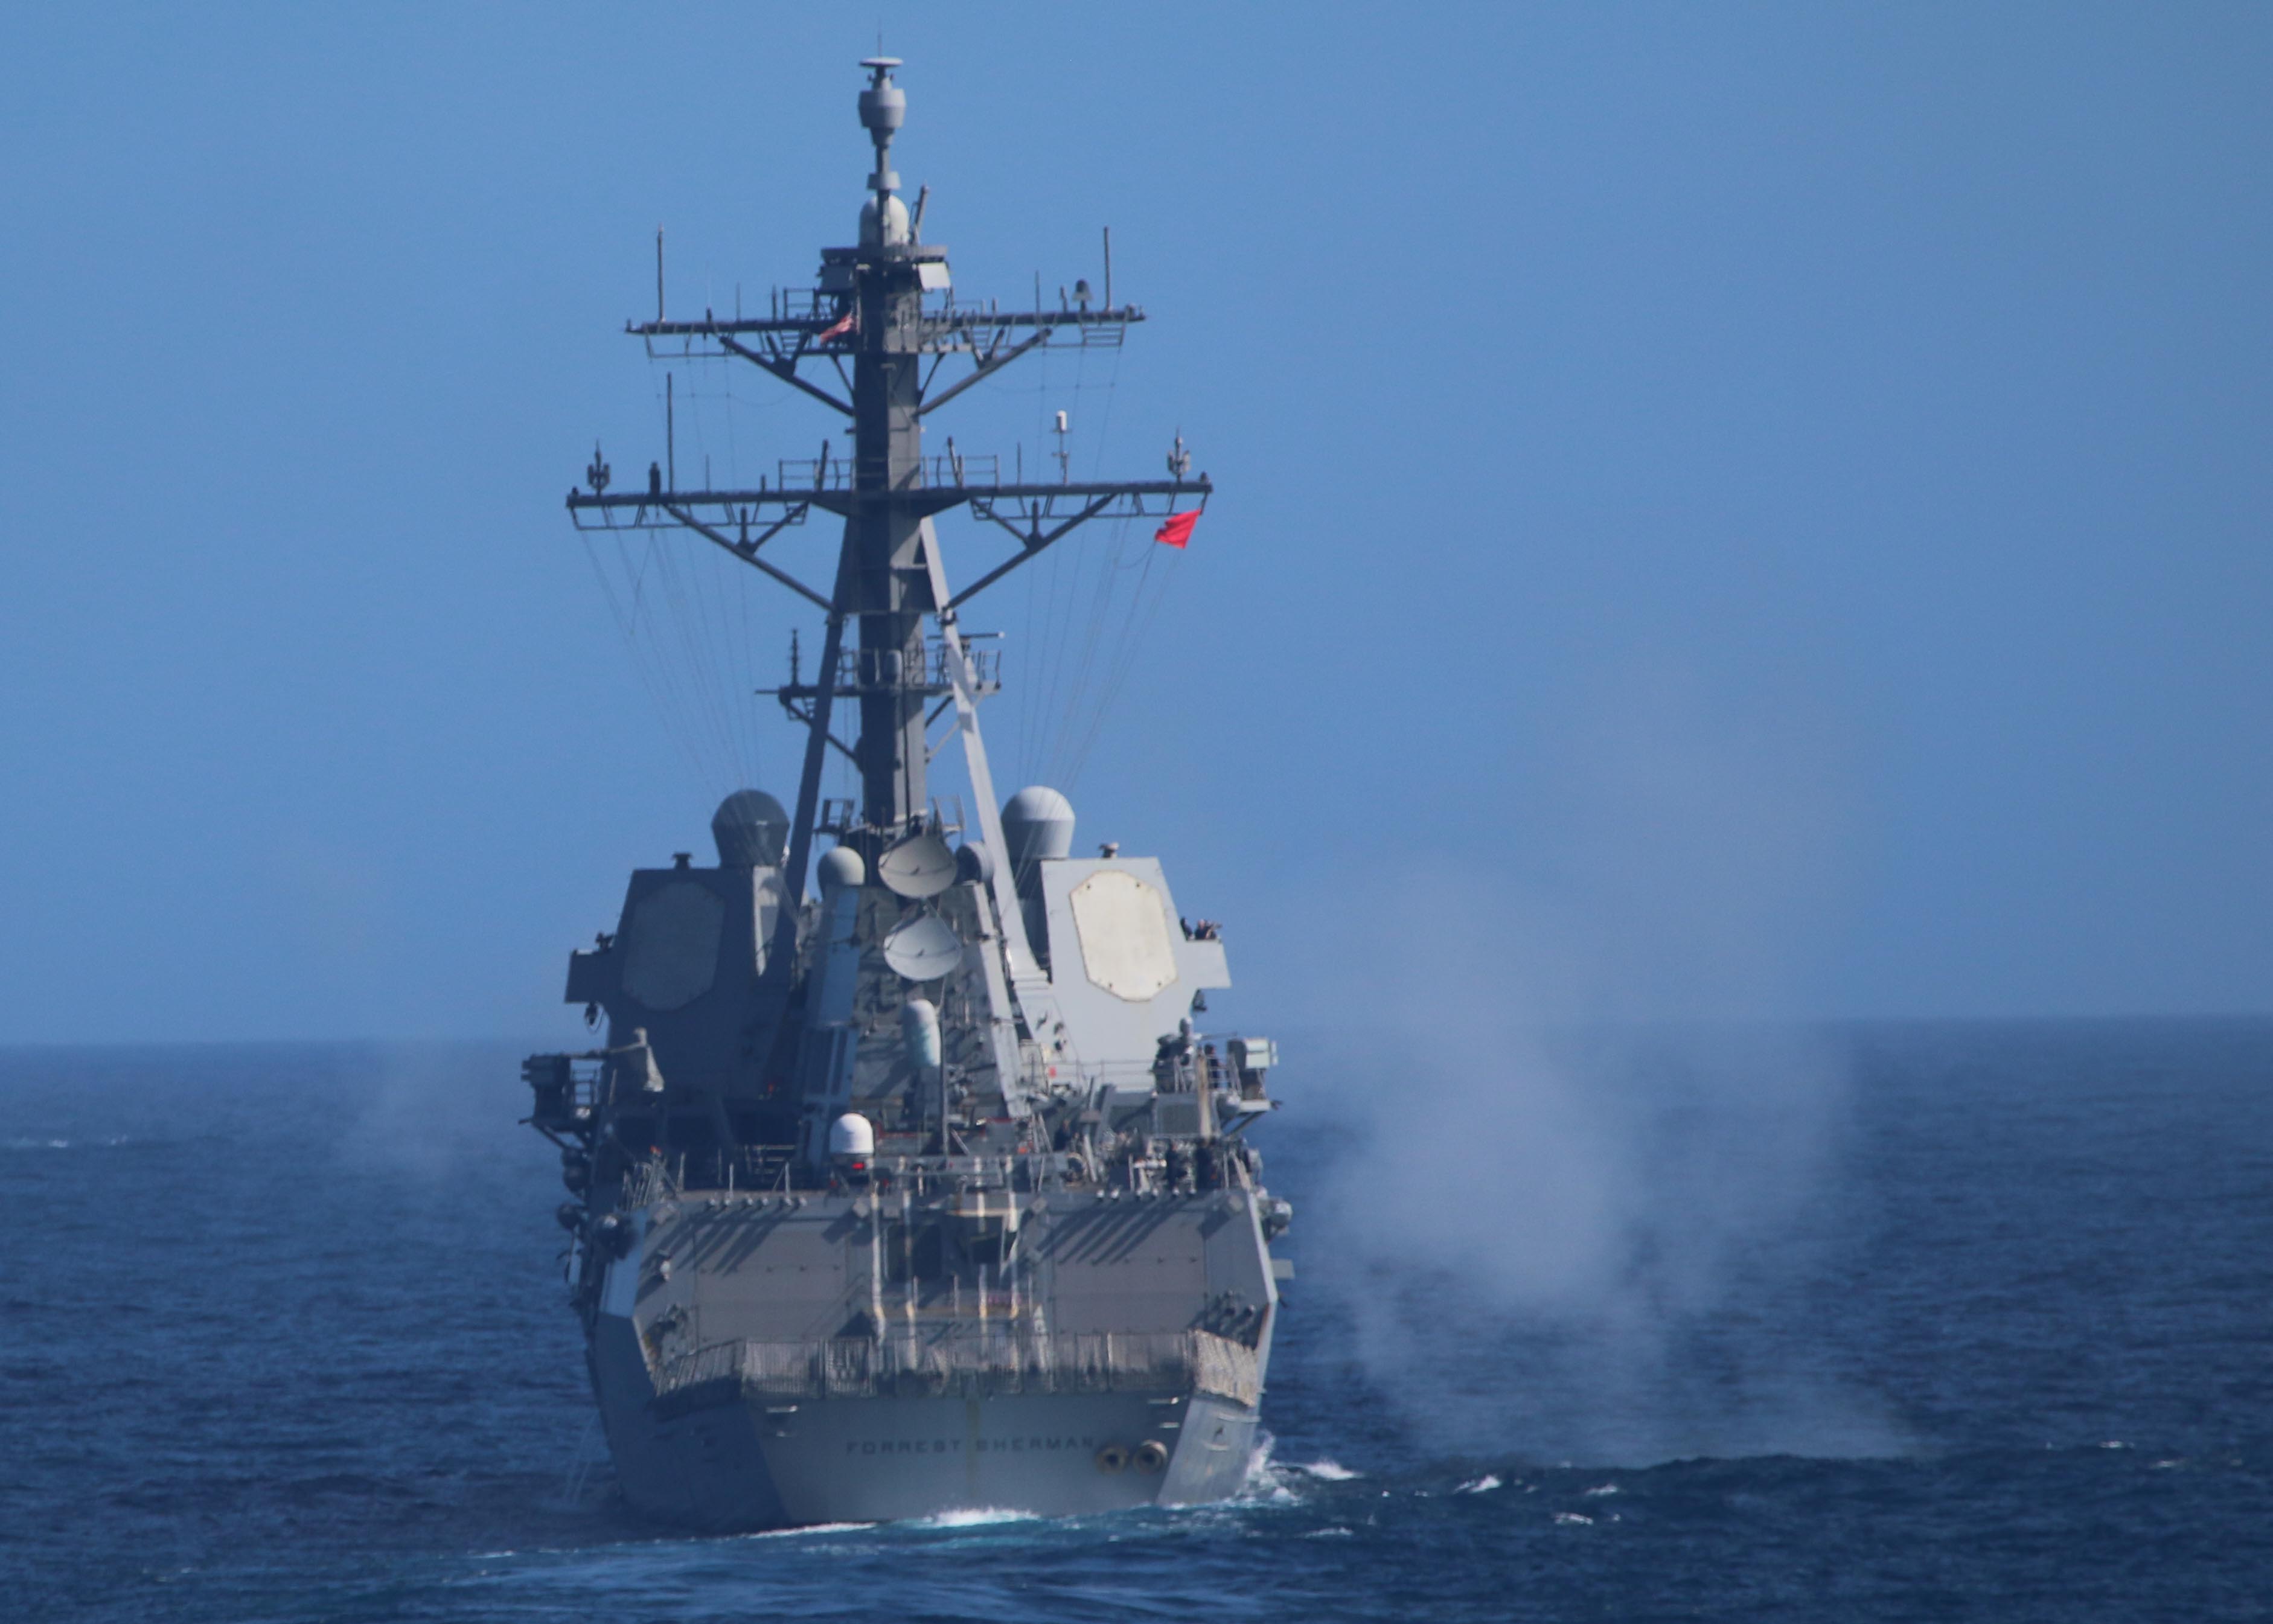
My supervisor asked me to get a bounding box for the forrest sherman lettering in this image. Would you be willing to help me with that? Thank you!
[848,1435,1098,1456]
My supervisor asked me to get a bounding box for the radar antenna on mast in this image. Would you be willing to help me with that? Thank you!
[567,57,1212,919]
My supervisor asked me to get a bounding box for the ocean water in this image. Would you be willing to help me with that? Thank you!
[2,1020,2268,1622]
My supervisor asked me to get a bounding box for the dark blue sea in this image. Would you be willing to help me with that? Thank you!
[4,1020,2268,1622]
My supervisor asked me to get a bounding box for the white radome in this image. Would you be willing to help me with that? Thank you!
[828,1112,875,1159]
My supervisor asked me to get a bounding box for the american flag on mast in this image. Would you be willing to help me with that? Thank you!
[816,307,857,342]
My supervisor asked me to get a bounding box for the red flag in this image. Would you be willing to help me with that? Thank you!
[815,307,856,342]
[1154,509,1201,549]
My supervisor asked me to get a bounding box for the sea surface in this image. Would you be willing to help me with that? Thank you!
[2,1020,2268,1622]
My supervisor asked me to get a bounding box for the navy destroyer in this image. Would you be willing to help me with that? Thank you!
[522,59,1291,1530]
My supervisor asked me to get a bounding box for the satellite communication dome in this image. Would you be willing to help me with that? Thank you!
[1002,786,1075,869]
[818,845,866,891]
[828,1112,875,1159]
[859,193,910,247]
[712,790,790,869]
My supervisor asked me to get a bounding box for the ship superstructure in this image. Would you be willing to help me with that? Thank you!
[522,59,1290,1530]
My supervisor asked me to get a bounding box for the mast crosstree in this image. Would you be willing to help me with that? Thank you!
[567,57,1210,909]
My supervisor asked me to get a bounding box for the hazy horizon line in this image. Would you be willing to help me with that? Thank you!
[3,1008,2270,1054]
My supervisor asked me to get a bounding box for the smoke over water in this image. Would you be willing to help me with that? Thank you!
[1278,664,1905,1463]
[1297,1003,1899,1463]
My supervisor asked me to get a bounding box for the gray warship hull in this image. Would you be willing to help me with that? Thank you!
[579,1186,1276,1527]
[604,1389,1262,1530]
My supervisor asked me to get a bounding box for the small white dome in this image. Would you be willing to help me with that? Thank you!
[818,846,866,890]
[828,1112,875,1159]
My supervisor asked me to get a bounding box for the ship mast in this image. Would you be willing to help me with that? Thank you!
[567,57,1209,916]
[847,56,927,835]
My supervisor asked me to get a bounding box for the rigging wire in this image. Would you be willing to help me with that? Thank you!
[1059,539,1184,791]
[1037,512,1135,787]
[1014,340,1060,778]
[574,293,1181,816]
[1011,336,1095,787]
[986,330,1188,798]
[579,529,718,793]
[1051,341,1164,788]
[566,354,794,805]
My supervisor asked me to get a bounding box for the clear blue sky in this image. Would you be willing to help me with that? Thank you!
[3,4,2267,1041]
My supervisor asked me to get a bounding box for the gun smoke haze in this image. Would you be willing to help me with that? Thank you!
[1274,660,1907,1463]
[339,1040,535,1183]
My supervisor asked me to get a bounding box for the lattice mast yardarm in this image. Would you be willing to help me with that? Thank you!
[567,58,1209,910]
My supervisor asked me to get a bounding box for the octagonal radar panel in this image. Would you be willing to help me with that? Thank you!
[877,830,957,898]
[1070,869,1179,1002]
[881,913,963,982]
